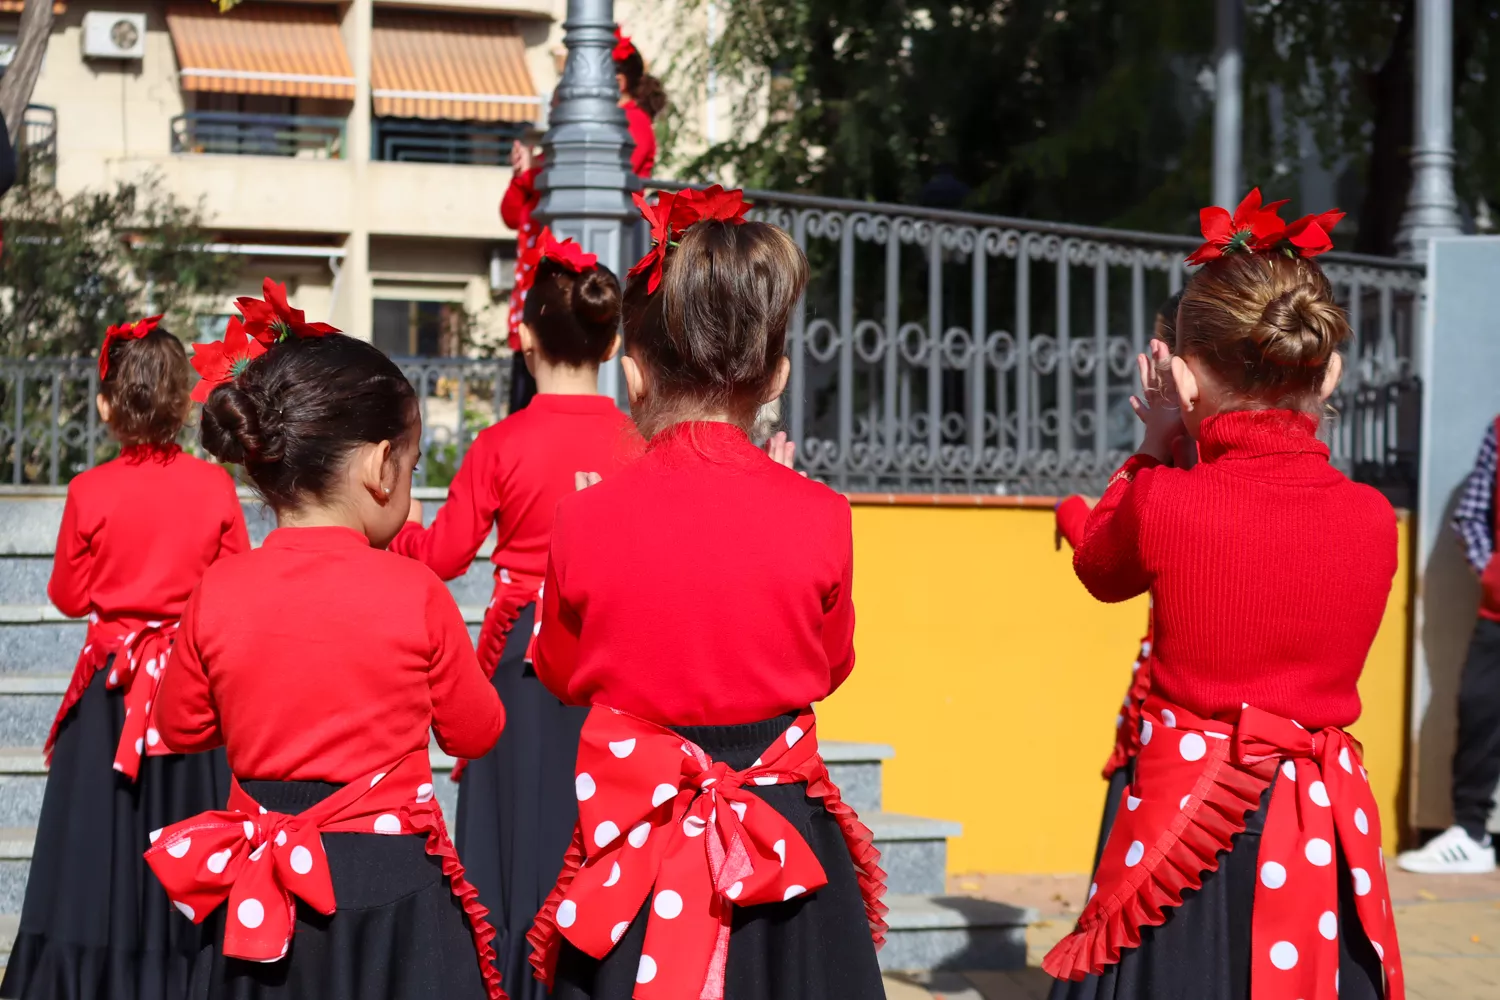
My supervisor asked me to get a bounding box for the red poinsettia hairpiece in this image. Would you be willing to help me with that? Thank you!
[1185,188,1289,266]
[99,314,164,381]
[235,278,340,345]
[189,316,266,403]
[1256,209,1346,259]
[628,186,754,294]
[536,228,598,272]
[613,25,638,62]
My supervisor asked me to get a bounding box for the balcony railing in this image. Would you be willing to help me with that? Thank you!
[170,112,347,160]
[372,118,526,165]
[19,104,56,188]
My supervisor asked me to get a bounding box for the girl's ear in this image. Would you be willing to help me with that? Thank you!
[621,355,648,407]
[95,393,112,424]
[604,333,622,363]
[1170,356,1199,413]
[1319,352,1345,402]
[762,356,791,404]
[359,439,396,503]
[518,322,537,355]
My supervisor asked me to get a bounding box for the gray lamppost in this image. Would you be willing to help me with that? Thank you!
[535,0,641,400]
[1212,0,1243,209]
[1396,0,1463,256]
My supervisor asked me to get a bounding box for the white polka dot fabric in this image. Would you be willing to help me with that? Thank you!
[529,706,888,999]
[1044,701,1404,1000]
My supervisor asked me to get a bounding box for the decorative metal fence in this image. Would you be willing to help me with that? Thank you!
[655,185,1425,501]
[372,118,527,165]
[0,357,511,489]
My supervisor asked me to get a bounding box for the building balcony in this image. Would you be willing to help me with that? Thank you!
[372,118,526,166]
[170,112,348,161]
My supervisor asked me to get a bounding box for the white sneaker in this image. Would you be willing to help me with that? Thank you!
[1396,825,1497,874]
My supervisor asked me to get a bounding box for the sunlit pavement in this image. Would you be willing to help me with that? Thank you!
[882,869,1500,999]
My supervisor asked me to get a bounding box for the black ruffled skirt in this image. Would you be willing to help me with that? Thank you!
[549,713,885,1000]
[456,603,586,1000]
[185,779,489,1000]
[1093,763,1134,874]
[1050,777,1386,1000]
[2,659,230,1000]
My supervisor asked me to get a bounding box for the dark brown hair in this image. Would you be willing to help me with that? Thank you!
[622,220,808,437]
[521,259,621,367]
[1177,253,1350,408]
[615,49,668,119]
[200,335,418,512]
[100,329,191,448]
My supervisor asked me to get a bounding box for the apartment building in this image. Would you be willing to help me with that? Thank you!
[6,0,705,354]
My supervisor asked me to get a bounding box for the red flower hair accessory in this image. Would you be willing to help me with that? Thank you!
[190,316,268,403]
[628,186,753,294]
[235,278,340,345]
[1186,188,1289,266]
[536,227,598,272]
[99,314,164,381]
[613,25,638,62]
[1256,209,1346,259]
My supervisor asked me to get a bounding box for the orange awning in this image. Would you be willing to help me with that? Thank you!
[372,13,540,124]
[166,2,354,101]
[0,3,67,13]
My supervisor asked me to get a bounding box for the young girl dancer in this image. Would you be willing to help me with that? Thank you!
[1045,193,1403,1000]
[144,296,507,1000]
[4,318,247,1000]
[390,230,641,999]
[500,23,662,411]
[525,188,886,1000]
[1056,292,1181,869]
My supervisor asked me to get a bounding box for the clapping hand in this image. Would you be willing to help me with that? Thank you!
[575,471,602,491]
[764,431,805,475]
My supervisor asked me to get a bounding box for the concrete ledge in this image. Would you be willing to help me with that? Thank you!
[880,894,1035,973]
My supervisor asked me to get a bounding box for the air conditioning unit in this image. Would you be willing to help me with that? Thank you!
[81,12,146,61]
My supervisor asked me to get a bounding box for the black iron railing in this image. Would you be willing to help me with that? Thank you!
[170,112,346,160]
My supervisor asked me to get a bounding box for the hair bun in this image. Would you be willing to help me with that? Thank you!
[571,268,622,328]
[1253,285,1346,369]
[200,384,284,465]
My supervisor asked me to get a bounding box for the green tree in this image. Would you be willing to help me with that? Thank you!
[1,175,237,358]
[661,0,1500,253]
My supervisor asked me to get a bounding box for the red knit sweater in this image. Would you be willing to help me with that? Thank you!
[535,421,856,726]
[1074,409,1397,730]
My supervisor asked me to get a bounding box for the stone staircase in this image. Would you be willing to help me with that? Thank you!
[0,487,1031,973]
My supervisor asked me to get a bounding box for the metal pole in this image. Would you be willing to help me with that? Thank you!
[1212,0,1243,209]
[1396,0,1463,256]
[535,0,639,404]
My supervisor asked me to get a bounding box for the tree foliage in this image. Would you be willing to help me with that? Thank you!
[660,0,1500,253]
[0,175,237,359]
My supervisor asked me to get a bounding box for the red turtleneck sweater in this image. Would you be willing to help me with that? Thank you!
[535,421,856,726]
[1073,409,1397,730]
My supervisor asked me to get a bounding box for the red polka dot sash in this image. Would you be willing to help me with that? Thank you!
[528,707,888,1000]
[1102,631,1153,780]
[145,750,507,1000]
[1044,699,1403,1000]
[47,616,179,781]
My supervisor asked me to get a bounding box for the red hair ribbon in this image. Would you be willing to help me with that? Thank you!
[613,25,638,62]
[513,226,598,304]
[628,185,753,294]
[99,315,164,381]
[236,277,340,346]
[1187,188,1344,265]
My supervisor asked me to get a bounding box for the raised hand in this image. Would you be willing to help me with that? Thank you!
[1128,338,1186,465]
[510,141,534,174]
[764,431,797,470]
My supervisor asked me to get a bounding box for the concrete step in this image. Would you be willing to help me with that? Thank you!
[879,894,1034,973]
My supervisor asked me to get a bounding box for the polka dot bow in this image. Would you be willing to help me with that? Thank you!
[543,708,833,1000]
[107,620,179,780]
[1046,701,1403,1000]
[145,750,442,964]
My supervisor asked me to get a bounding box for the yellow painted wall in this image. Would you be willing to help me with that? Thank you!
[817,504,1412,874]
